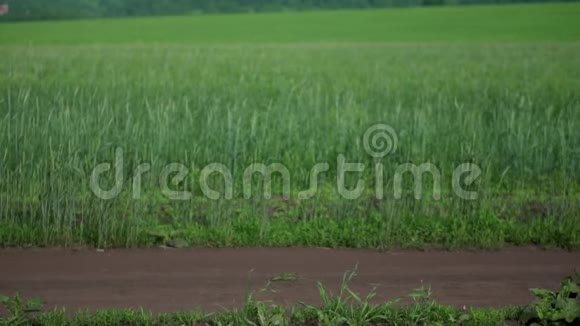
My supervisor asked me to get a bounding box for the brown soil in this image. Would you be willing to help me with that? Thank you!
[0,247,578,313]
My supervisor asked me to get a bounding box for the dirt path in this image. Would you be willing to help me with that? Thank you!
[0,248,578,313]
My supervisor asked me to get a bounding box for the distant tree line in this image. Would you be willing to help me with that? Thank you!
[1,0,578,21]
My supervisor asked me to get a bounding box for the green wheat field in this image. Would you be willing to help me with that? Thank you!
[1,2,579,249]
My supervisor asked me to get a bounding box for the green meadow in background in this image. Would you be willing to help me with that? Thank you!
[1,3,579,44]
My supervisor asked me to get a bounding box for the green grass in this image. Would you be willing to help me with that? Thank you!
[0,299,520,325]
[10,297,520,326]
[1,42,579,249]
[0,300,522,326]
[1,3,580,45]
[0,4,579,249]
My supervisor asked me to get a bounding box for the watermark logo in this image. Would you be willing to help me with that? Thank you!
[363,123,398,158]
[90,124,481,201]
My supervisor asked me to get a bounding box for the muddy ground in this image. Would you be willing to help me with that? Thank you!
[0,247,578,313]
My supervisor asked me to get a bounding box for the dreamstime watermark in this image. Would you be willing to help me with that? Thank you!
[90,124,481,201]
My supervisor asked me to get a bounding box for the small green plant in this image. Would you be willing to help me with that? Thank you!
[146,228,189,248]
[304,266,393,325]
[0,292,44,326]
[520,273,580,325]
[270,273,299,282]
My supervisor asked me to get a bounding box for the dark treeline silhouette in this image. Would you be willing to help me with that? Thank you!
[0,0,577,21]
